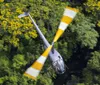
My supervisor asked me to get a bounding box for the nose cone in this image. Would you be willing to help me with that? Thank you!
[52,59,66,74]
[57,67,66,74]
[56,62,66,74]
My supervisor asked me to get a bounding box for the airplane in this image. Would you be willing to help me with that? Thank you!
[18,6,78,80]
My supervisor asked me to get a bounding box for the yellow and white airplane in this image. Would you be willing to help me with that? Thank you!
[18,6,78,80]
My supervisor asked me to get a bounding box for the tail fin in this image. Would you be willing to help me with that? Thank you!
[24,45,52,80]
[53,7,78,42]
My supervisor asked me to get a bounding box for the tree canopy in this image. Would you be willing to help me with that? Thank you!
[0,0,100,85]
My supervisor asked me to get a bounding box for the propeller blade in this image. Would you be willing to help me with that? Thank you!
[24,45,52,80]
[53,7,78,42]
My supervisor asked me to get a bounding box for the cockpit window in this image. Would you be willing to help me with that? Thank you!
[52,58,66,74]
[58,56,61,59]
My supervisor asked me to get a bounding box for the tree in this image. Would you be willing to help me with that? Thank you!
[0,0,100,85]
[88,51,100,72]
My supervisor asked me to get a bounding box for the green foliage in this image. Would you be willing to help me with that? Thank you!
[37,75,53,85]
[97,21,100,27]
[0,1,37,47]
[77,83,85,85]
[0,56,10,76]
[0,0,100,85]
[84,0,100,15]
[84,0,100,28]
[12,54,27,70]
[88,51,100,71]
[70,13,99,49]
[0,0,4,2]
[82,51,100,85]
[83,68,93,84]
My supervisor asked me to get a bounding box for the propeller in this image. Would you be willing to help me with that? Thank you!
[24,45,52,80]
[52,6,78,43]
[18,6,78,80]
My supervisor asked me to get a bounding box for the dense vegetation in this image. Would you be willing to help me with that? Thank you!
[0,0,100,85]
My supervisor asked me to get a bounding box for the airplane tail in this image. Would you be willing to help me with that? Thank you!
[53,7,78,43]
[24,45,52,80]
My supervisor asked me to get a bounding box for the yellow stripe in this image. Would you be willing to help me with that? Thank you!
[66,6,79,12]
[42,45,52,57]
[24,73,36,80]
[53,29,64,42]
[61,16,73,24]
[31,61,43,70]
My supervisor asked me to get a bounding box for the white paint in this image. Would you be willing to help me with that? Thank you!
[25,67,40,77]
[59,22,68,31]
[63,8,77,18]
[37,56,46,64]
